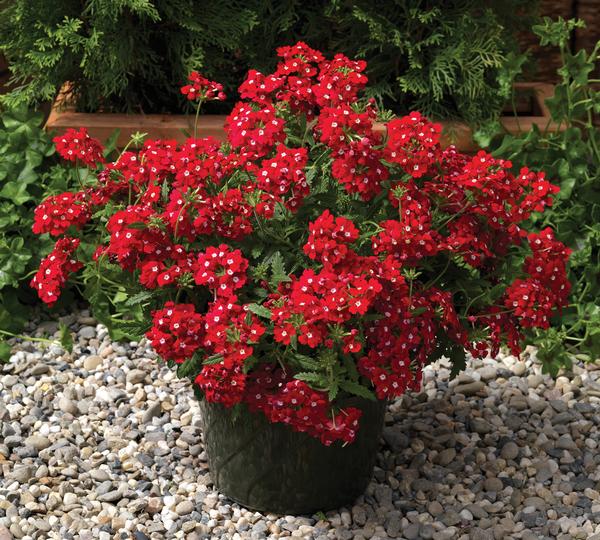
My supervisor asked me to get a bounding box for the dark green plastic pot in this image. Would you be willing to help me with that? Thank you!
[197,395,386,514]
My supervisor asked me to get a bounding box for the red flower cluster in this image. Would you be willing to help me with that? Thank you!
[270,269,382,349]
[505,228,572,328]
[30,237,82,307]
[225,104,286,158]
[32,192,90,236]
[194,245,248,298]
[385,112,441,177]
[32,47,572,445]
[52,128,104,167]
[255,145,309,210]
[146,303,205,363]
[304,210,359,266]
[180,71,226,102]
[252,379,362,445]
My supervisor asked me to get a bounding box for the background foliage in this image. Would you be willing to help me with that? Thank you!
[0,0,258,113]
[1,0,534,126]
[0,108,119,358]
[487,18,600,373]
[0,108,68,336]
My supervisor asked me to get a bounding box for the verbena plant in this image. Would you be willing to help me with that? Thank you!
[30,43,570,444]
[1,0,532,127]
[487,17,600,373]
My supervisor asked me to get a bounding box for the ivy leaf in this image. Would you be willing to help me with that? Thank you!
[339,379,376,401]
[58,322,74,353]
[245,303,272,319]
[0,180,32,204]
[559,177,576,199]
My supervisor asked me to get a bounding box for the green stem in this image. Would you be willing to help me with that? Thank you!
[194,99,204,139]
[0,329,57,345]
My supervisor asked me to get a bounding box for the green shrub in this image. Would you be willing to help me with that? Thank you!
[1,0,534,126]
[486,18,600,373]
[0,0,258,113]
[247,1,535,127]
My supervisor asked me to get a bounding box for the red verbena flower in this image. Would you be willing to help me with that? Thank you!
[53,128,105,167]
[146,302,205,363]
[32,192,91,236]
[181,71,226,102]
[194,244,249,298]
[30,237,82,306]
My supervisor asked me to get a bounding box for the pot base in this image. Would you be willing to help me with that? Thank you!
[198,395,386,515]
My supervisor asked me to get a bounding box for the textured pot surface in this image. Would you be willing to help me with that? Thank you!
[197,394,386,514]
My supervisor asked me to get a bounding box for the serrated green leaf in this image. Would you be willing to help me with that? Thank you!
[328,382,339,402]
[58,322,73,353]
[202,353,225,365]
[339,379,376,401]
[245,303,272,319]
[269,252,290,288]
[294,371,326,385]
[292,353,320,370]
[125,290,154,306]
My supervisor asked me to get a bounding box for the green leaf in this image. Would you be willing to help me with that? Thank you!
[177,351,204,378]
[124,290,154,306]
[269,252,290,288]
[0,340,12,362]
[558,176,576,199]
[294,371,326,385]
[58,322,74,353]
[126,222,148,230]
[339,379,376,401]
[0,180,33,204]
[328,382,339,402]
[292,353,320,370]
[202,354,225,365]
[448,345,467,379]
[245,303,272,319]
[102,129,121,157]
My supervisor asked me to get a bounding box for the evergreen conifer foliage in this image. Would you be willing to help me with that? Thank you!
[0,0,534,125]
[0,0,258,113]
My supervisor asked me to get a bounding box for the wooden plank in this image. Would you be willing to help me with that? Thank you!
[46,110,227,146]
[46,82,559,151]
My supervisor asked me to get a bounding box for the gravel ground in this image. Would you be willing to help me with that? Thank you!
[1,312,600,540]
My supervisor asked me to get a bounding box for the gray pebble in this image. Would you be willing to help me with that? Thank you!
[500,441,519,460]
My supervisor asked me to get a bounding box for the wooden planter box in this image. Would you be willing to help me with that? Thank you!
[45,83,558,152]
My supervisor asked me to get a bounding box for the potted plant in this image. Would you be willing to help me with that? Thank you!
[30,42,571,514]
